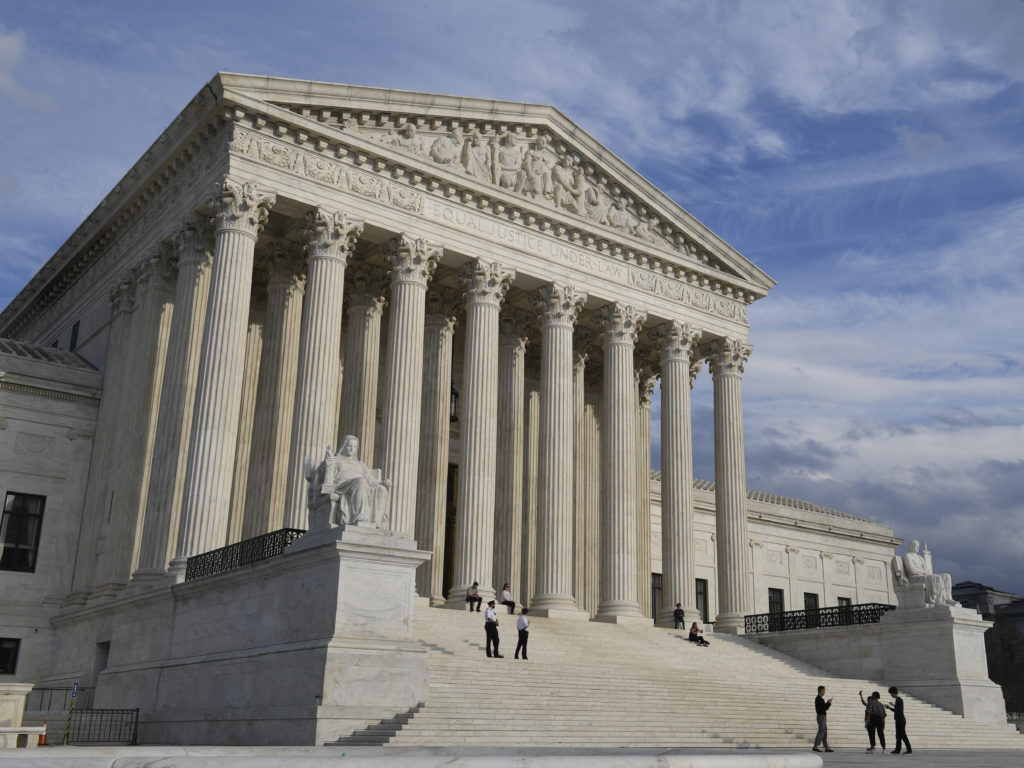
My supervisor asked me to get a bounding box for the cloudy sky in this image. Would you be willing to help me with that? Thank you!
[2,1,1022,593]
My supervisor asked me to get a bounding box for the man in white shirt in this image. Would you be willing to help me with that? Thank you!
[484,600,503,658]
[515,608,530,660]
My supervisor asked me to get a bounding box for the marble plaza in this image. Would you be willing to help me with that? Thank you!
[0,74,1015,748]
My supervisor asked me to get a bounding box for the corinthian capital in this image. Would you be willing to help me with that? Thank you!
[109,271,137,316]
[636,364,658,407]
[303,207,363,264]
[706,337,753,378]
[174,212,214,269]
[135,243,177,291]
[461,258,515,307]
[654,321,702,364]
[600,302,646,346]
[535,283,587,328]
[384,234,442,287]
[208,177,276,238]
[345,262,388,309]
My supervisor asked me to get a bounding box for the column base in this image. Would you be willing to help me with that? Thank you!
[443,583,496,611]
[529,600,589,621]
[654,607,701,629]
[713,612,746,634]
[594,601,649,626]
[127,568,178,594]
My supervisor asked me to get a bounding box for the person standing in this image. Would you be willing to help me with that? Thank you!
[515,608,530,660]
[813,685,834,753]
[500,583,516,614]
[860,690,887,752]
[887,686,912,754]
[484,600,503,658]
[673,603,685,629]
[466,581,482,611]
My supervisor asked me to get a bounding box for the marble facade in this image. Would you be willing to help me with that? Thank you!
[0,74,907,709]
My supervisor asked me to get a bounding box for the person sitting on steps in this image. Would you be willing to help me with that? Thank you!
[500,583,516,614]
[466,581,482,612]
[688,621,710,646]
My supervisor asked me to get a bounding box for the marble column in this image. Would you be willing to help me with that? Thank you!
[172,178,275,571]
[635,363,657,619]
[532,284,588,618]
[226,294,266,544]
[338,263,387,454]
[68,273,137,603]
[492,307,530,604]
[571,340,590,614]
[583,386,602,617]
[820,552,834,606]
[415,287,459,603]
[520,380,540,607]
[654,321,701,625]
[447,259,515,606]
[241,243,306,537]
[133,215,213,584]
[380,235,442,538]
[94,248,177,597]
[595,302,648,624]
[708,337,754,633]
[283,208,363,529]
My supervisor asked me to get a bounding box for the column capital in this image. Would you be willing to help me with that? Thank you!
[655,321,702,363]
[786,545,801,554]
[706,337,753,378]
[174,212,214,270]
[303,207,363,264]
[600,302,646,345]
[535,283,587,328]
[346,262,388,310]
[134,243,177,292]
[749,539,765,550]
[384,234,442,286]
[461,258,515,307]
[208,177,276,239]
[636,364,658,408]
[499,305,534,344]
[265,240,307,294]
[820,551,834,560]
[109,271,137,316]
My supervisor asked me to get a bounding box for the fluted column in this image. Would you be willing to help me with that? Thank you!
[532,284,588,618]
[571,343,589,612]
[171,178,275,570]
[595,302,647,624]
[338,263,387,455]
[283,208,363,529]
[708,337,753,633]
[520,380,540,607]
[583,386,601,616]
[415,287,459,603]
[68,273,137,603]
[242,244,306,537]
[380,235,442,537]
[226,295,265,543]
[446,259,515,606]
[636,363,656,618]
[492,307,530,603]
[94,249,177,597]
[133,216,213,583]
[653,321,701,625]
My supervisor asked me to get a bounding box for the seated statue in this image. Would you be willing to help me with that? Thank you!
[891,540,957,609]
[304,435,391,532]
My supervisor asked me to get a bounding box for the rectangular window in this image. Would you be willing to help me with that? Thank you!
[0,638,19,674]
[768,588,786,631]
[0,492,46,572]
[804,592,820,611]
[695,578,709,623]
[837,596,853,607]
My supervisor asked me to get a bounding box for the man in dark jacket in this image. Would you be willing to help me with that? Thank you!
[887,686,912,754]
[813,686,834,752]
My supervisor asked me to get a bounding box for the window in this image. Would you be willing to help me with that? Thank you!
[837,596,853,608]
[0,492,46,572]
[695,578,709,623]
[0,638,19,674]
[804,592,820,612]
[768,588,785,613]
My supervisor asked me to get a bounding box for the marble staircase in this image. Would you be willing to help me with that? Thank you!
[336,604,1024,749]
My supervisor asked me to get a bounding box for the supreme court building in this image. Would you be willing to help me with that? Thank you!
[0,75,899,695]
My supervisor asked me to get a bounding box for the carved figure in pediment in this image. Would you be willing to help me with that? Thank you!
[633,215,665,244]
[495,132,524,190]
[552,155,589,216]
[891,540,957,609]
[430,127,464,167]
[516,134,553,198]
[383,123,428,157]
[462,130,491,182]
[603,197,634,232]
[304,435,392,532]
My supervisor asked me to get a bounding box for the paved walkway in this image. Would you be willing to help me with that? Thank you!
[2,746,1024,767]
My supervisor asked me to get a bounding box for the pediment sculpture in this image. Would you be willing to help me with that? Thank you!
[891,540,958,609]
[304,435,391,531]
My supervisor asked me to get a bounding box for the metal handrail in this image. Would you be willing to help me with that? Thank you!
[184,528,306,581]
[744,602,895,634]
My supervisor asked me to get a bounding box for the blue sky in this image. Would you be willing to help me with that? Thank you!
[2,1,1023,593]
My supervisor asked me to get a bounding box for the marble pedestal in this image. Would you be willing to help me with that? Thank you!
[70,525,429,745]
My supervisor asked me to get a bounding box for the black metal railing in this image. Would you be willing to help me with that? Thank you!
[184,528,306,581]
[744,602,895,634]
[25,686,95,712]
[66,708,138,745]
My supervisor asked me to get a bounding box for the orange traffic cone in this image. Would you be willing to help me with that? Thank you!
[38,721,47,746]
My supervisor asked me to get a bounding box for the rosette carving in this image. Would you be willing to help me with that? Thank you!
[383,234,442,286]
[600,302,646,345]
[461,258,515,306]
[208,177,276,238]
[303,207,363,264]
[535,283,587,328]
[706,337,753,377]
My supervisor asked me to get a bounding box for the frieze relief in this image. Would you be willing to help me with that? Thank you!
[229,125,748,324]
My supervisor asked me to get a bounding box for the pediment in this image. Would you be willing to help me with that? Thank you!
[216,73,775,299]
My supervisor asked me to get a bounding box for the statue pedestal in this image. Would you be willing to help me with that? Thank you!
[879,604,1007,725]
[91,525,430,745]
